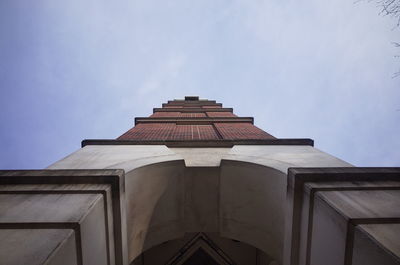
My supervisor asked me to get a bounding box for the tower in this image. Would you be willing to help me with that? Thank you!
[0,96,399,265]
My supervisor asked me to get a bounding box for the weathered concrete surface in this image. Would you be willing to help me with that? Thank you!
[220,161,286,262]
[318,190,400,218]
[310,190,400,265]
[47,145,182,172]
[309,194,348,265]
[0,169,127,265]
[2,145,399,265]
[0,183,117,265]
[353,224,400,265]
[122,160,288,262]
[80,196,108,265]
[226,145,352,172]
[0,229,77,265]
[0,193,107,265]
[124,161,185,261]
[284,168,400,265]
[48,145,352,173]
[184,167,220,232]
[169,148,231,167]
[359,224,400,260]
[0,193,102,223]
[46,145,352,264]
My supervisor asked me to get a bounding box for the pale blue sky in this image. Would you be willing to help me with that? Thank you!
[0,0,399,169]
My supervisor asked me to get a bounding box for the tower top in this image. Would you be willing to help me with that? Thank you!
[82,97,314,147]
[184,96,199,101]
[117,97,274,141]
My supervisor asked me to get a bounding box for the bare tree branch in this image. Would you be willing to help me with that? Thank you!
[360,0,400,77]
[376,0,400,26]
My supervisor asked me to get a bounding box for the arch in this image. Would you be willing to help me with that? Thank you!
[131,232,278,265]
[219,159,286,261]
[123,159,287,264]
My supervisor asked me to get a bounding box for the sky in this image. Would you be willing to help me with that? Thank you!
[0,0,399,169]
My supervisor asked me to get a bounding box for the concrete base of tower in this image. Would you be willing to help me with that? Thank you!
[1,145,399,265]
[47,144,353,172]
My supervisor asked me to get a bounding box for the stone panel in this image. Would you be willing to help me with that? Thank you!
[0,229,77,265]
[184,168,219,232]
[220,160,286,262]
[284,168,400,265]
[0,169,127,265]
[352,224,400,265]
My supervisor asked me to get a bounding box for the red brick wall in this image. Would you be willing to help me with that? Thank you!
[118,124,219,140]
[206,112,236,117]
[214,123,274,140]
[118,99,275,140]
[150,112,207,118]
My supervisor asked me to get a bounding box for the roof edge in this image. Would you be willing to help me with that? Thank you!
[81,138,314,148]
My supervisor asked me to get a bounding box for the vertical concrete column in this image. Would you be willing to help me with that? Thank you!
[0,170,128,265]
[284,168,400,265]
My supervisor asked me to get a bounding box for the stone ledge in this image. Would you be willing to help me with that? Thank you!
[134,117,254,125]
[81,139,314,148]
[153,108,233,112]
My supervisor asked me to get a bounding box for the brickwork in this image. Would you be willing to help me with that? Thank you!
[150,112,206,118]
[118,123,175,140]
[118,98,275,141]
[214,123,274,140]
[118,124,219,140]
[196,125,220,139]
[206,112,237,117]
[202,105,221,108]
[179,113,207,118]
[150,112,181,117]
[170,125,219,140]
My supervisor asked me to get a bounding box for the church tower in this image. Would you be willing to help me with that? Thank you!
[0,97,399,265]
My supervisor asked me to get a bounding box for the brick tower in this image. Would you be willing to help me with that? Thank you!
[118,96,275,143]
[0,96,399,265]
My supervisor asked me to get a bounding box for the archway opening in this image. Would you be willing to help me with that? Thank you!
[124,159,287,264]
[130,233,277,265]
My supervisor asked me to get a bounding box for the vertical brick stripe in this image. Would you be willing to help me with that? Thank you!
[118,124,221,140]
[197,125,220,139]
[150,112,181,117]
[214,123,275,140]
[179,113,206,117]
[171,125,192,140]
[150,112,206,118]
[170,125,220,140]
[117,123,175,140]
[206,112,236,117]
[202,105,221,108]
